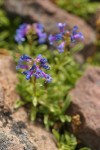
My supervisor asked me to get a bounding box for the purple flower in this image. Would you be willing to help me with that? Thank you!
[23,69,34,80]
[71,25,84,42]
[48,23,84,53]
[20,54,32,62]
[42,73,52,83]
[38,32,47,44]
[72,25,79,34]
[34,23,44,33]
[16,54,32,70]
[40,58,47,64]
[16,64,29,70]
[22,64,36,80]
[34,23,47,44]
[16,54,52,82]
[48,23,66,51]
[34,68,44,79]
[40,58,50,70]
[57,23,66,32]
[48,34,55,45]
[35,55,50,70]
[15,23,47,44]
[41,64,50,70]
[57,42,65,53]
[45,74,52,83]
[35,54,42,60]
[48,33,63,45]
[15,23,28,44]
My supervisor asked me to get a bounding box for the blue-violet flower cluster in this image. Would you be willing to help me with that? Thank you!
[48,23,84,53]
[15,23,47,44]
[16,54,52,83]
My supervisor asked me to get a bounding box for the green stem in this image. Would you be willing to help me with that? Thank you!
[33,76,36,96]
[61,95,71,114]
[30,77,36,96]
[27,34,34,55]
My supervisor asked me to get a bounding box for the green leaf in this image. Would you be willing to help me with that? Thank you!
[60,115,66,123]
[49,105,55,112]
[52,129,60,141]
[44,115,53,129]
[14,100,25,109]
[71,43,84,53]
[80,148,91,150]
[65,115,71,122]
[61,95,71,114]
[0,10,10,26]
[0,31,9,40]
[32,97,38,107]
[44,115,49,125]
[64,133,77,150]
[30,107,37,121]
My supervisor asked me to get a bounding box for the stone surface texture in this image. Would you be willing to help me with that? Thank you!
[69,67,100,150]
[0,55,19,112]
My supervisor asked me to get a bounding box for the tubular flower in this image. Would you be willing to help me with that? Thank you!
[57,42,65,53]
[34,23,47,44]
[14,23,28,44]
[71,25,84,42]
[16,54,52,83]
[15,23,47,44]
[57,22,66,33]
[48,23,84,53]
[16,54,32,70]
[48,33,63,45]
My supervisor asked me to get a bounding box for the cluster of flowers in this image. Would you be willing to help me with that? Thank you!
[15,23,47,44]
[48,23,84,53]
[16,54,52,83]
[16,22,84,82]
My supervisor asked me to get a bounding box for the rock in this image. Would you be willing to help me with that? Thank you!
[0,55,19,112]
[0,119,57,150]
[0,130,25,150]
[0,85,4,110]
[4,0,96,58]
[0,125,37,150]
[0,55,58,150]
[69,67,100,149]
[12,108,58,150]
[12,107,28,123]
[0,113,57,150]
[96,9,100,41]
